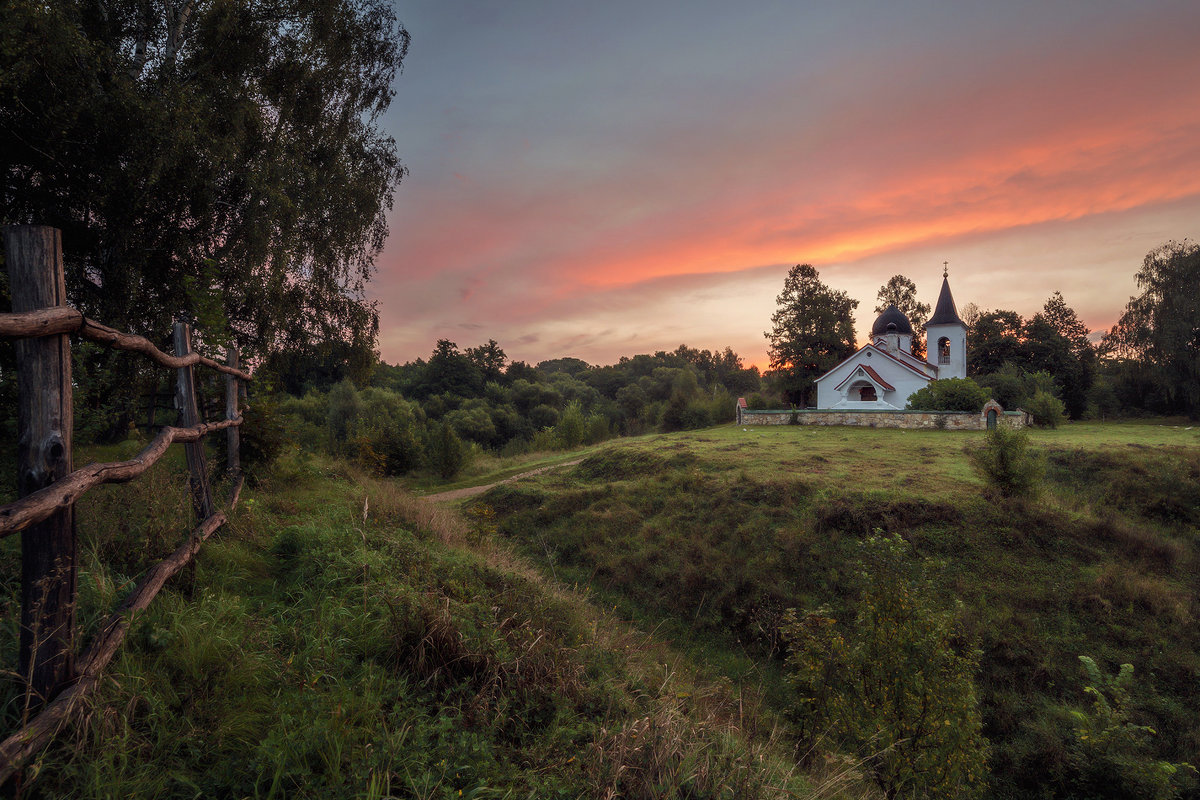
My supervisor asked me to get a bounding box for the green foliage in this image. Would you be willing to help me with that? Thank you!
[584,412,610,445]
[1025,389,1068,428]
[968,310,1026,375]
[555,400,586,448]
[765,264,858,407]
[237,398,286,485]
[746,393,772,410]
[425,422,468,480]
[1103,241,1200,417]
[969,426,1043,497]
[325,379,362,452]
[660,393,712,432]
[905,377,991,412]
[1,0,408,360]
[781,533,988,799]
[1068,657,1196,799]
[975,365,1057,411]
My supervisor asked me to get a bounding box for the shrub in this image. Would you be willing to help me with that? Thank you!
[444,404,496,446]
[325,379,362,451]
[969,426,1043,498]
[1024,389,1067,428]
[1068,657,1197,799]
[555,400,586,448]
[906,377,991,412]
[781,532,988,799]
[237,398,287,484]
[746,393,771,410]
[372,421,423,476]
[584,413,609,445]
[425,421,467,480]
[662,394,712,432]
[528,403,559,430]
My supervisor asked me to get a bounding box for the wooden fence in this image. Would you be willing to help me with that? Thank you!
[0,225,252,783]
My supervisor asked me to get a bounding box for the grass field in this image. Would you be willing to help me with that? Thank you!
[469,419,1200,800]
[0,419,1196,798]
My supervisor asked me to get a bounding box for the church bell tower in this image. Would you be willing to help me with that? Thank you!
[925,265,967,379]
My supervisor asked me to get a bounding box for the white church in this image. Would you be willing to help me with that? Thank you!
[813,272,967,410]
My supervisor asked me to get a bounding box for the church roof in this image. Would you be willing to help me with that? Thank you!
[814,342,933,384]
[871,304,914,336]
[927,276,964,327]
[834,364,896,392]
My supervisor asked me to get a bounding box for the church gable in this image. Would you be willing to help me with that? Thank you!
[814,344,932,409]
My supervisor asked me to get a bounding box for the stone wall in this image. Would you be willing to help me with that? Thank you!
[735,406,1028,430]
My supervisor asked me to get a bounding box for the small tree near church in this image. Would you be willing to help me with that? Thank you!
[765,264,857,407]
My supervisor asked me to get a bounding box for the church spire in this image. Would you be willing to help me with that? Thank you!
[927,271,964,327]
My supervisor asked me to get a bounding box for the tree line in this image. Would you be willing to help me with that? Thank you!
[255,339,764,480]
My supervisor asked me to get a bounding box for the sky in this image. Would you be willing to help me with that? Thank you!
[372,0,1200,370]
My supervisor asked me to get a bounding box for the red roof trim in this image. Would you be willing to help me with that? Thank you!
[865,344,933,379]
[861,365,896,391]
[834,363,896,392]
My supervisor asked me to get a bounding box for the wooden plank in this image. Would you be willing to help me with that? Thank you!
[3,226,76,709]
[0,309,253,381]
[173,323,216,521]
[0,512,226,785]
[0,418,242,537]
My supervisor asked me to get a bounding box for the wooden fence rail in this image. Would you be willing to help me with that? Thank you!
[0,225,251,784]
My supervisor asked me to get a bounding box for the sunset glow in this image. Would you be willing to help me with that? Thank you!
[374,1,1200,369]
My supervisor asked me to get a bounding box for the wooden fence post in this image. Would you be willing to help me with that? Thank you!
[224,346,244,509]
[225,346,240,479]
[3,225,76,707]
[173,322,215,521]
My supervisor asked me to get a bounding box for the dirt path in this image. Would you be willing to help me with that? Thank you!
[424,458,583,502]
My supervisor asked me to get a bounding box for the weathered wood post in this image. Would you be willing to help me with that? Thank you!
[224,346,244,508]
[173,322,215,521]
[4,225,77,707]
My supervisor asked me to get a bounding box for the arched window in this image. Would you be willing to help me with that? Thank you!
[938,337,951,365]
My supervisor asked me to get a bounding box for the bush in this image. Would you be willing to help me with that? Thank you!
[1068,657,1197,799]
[584,413,609,445]
[555,400,586,448]
[325,379,362,451]
[781,533,988,799]
[425,421,467,480]
[371,421,423,476]
[969,426,1043,498]
[1024,389,1067,428]
[237,398,286,484]
[906,377,991,412]
[746,394,771,410]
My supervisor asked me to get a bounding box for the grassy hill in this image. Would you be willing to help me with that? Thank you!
[1,420,1196,798]
[473,421,1200,799]
[0,443,850,799]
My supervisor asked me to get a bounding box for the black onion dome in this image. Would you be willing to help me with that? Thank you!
[871,304,914,336]
[927,276,965,326]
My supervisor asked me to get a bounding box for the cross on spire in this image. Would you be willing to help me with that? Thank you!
[942,260,949,278]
